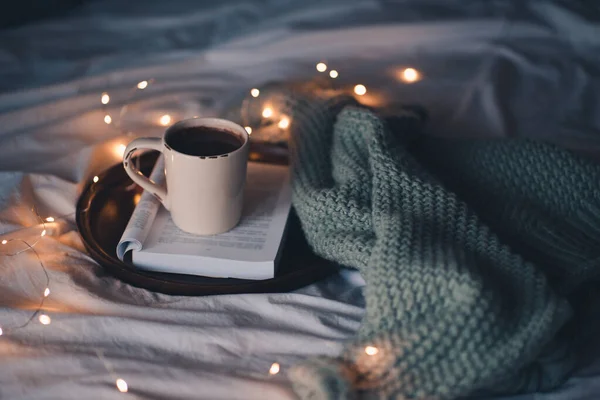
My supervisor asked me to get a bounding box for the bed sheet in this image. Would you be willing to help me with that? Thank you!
[1,1,599,399]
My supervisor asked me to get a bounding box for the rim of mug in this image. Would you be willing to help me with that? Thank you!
[163,117,249,159]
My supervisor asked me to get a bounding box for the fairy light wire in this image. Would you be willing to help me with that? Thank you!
[242,62,375,136]
[0,208,79,256]
[101,79,154,135]
[0,205,129,393]
[0,239,50,333]
[94,348,129,393]
[0,206,46,256]
[0,207,81,334]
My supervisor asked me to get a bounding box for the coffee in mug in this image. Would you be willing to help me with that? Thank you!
[166,126,244,157]
[123,118,250,235]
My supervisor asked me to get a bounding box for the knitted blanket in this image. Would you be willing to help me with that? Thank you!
[287,97,600,400]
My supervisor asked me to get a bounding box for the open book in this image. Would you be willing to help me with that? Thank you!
[117,156,291,280]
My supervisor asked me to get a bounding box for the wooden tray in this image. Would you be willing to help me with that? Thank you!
[75,145,338,296]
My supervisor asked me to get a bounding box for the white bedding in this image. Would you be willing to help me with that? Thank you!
[1,1,599,399]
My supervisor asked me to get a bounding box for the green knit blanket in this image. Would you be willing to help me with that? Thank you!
[287,97,600,399]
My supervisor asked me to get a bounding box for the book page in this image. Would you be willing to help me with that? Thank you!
[140,162,290,263]
[116,156,165,260]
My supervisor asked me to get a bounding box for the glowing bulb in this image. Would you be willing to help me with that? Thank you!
[329,70,338,79]
[262,107,273,118]
[1,240,7,245]
[115,143,126,158]
[0,327,3,336]
[41,230,46,237]
[269,363,280,375]
[316,62,327,72]
[45,217,54,222]
[365,346,379,356]
[137,80,148,89]
[354,84,367,96]
[250,88,260,97]
[104,115,112,124]
[116,378,128,393]
[101,93,110,105]
[93,176,99,183]
[133,193,141,205]
[39,314,51,325]
[278,117,290,129]
[401,67,420,83]
[44,288,50,297]
[244,126,252,134]
[160,114,172,126]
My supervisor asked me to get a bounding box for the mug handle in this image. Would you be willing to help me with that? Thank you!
[123,137,170,210]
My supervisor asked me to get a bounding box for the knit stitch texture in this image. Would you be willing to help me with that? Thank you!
[287,97,600,399]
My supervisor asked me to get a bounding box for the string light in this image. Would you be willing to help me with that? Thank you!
[0,210,55,256]
[243,62,376,139]
[269,363,280,375]
[354,84,367,96]
[159,114,172,126]
[99,79,157,148]
[0,210,53,338]
[277,117,290,129]
[400,67,420,83]
[1,64,398,388]
[116,378,128,393]
[262,107,273,118]
[3,67,384,388]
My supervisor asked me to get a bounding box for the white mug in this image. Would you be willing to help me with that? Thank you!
[123,117,249,235]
